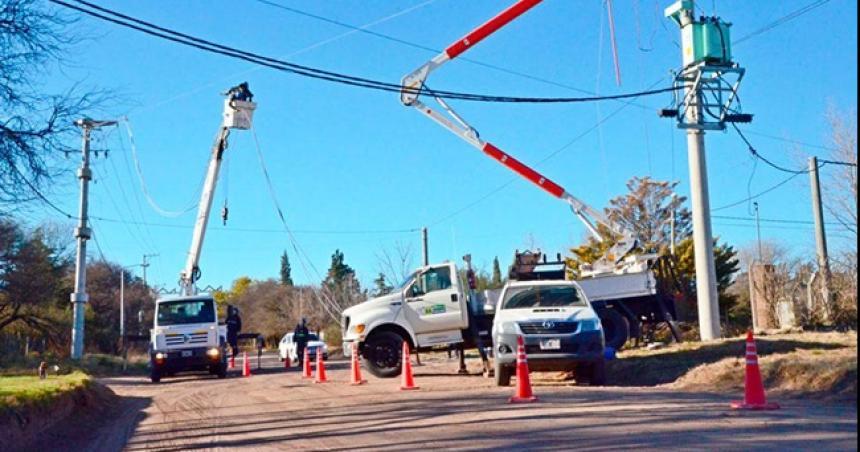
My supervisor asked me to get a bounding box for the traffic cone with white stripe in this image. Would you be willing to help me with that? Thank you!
[509,335,537,403]
[350,342,367,385]
[242,351,251,378]
[730,331,779,410]
[314,350,328,383]
[284,353,291,370]
[399,341,419,390]
[229,354,235,370]
[302,351,312,379]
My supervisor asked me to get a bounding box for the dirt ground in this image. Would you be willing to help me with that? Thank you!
[16,351,857,452]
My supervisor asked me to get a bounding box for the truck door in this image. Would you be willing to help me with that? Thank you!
[403,263,465,334]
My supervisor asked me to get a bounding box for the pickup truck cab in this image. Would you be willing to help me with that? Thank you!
[149,295,228,383]
[492,279,606,386]
[342,261,491,378]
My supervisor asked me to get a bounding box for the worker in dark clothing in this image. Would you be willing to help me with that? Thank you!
[294,318,309,363]
[225,305,242,358]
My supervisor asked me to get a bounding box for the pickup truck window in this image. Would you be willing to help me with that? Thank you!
[157,299,216,326]
[501,285,585,309]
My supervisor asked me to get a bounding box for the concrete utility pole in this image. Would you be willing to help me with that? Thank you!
[808,156,831,321]
[664,0,748,340]
[70,118,116,360]
[421,227,429,266]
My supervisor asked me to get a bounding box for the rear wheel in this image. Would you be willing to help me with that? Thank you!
[494,360,512,387]
[576,359,607,386]
[598,308,630,350]
[361,331,404,378]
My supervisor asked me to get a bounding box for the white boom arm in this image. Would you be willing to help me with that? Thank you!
[400,0,638,273]
[179,83,256,295]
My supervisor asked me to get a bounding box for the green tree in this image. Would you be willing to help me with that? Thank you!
[280,250,293,286]
[323,249,363,311]
[491,257,503,288]
[373,272,392,296]
[675,237,741,323]
[0,220,72,349]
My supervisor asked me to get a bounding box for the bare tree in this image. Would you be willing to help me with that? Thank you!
[823,106,858,240]
[1,0,103,207]
[375,240,414,286]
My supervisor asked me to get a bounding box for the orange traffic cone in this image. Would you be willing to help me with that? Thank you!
[314,350,328,384]
[242,351,251,378]
[284,353,291,370]
[350,342,367,385]
[731,331,779,410]
[509,336,537,403]
[400,341,419,390]
[301,351,312,379]
[229,354,235,370]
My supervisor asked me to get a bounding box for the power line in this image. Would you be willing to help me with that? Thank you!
[711,172,804,212]
[712,214,841,226]
[50,0,680,104]
[733,0,831,46]
[731,123,811,174]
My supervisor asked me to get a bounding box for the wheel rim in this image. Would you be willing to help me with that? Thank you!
[370,341,400,369]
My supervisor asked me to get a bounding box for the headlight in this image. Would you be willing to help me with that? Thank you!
[499,321,519,334]
[206,347,220,358]
[579,318,601,332]
[154,352,165,360]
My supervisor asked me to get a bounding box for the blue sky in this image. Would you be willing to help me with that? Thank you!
[26,0,858,291]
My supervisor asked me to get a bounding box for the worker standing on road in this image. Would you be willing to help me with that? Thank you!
[226,305,242,358]
[294,318,309,363]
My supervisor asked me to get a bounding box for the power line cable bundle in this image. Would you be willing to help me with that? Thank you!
[49,0,680,104]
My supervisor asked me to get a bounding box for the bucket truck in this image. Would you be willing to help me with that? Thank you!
[399,0,681,349]
[148,83,256,383]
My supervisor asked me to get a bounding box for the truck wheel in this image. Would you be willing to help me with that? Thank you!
[598,308,630,350]
[361,331,404,378]
[494,360,512,387]
[150,370,161,383]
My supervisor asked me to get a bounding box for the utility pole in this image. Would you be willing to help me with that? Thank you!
[421,227,429,266]
[663,0,750,340]
[808,156,831,322]
[120,268,126,370]
[70,118,116,360]
[670,193,677,256]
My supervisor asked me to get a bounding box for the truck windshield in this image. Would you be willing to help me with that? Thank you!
[157,299,216,326]
[396,271,417,290]
[501,285,586,309]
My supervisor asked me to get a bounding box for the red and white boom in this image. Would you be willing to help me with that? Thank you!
[400,0,639,273]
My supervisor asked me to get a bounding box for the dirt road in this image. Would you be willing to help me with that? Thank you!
[37,352,858,451]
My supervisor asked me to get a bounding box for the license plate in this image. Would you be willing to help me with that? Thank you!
[539,339,561,350]
[181,350,192,357]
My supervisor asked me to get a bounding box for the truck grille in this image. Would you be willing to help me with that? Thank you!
[342,316,350,337]
[518,321,578,335]
[165,332,209,346]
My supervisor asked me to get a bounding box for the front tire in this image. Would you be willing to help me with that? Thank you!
[576,359,607,386]
[150,369,161,383]
[494,360,512,387]
[361,331,404,378]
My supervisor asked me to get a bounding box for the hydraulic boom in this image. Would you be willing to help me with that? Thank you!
[400,0,642,275]
[179,83,256,295]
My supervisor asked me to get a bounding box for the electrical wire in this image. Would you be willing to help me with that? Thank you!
[122,118,199,217]
[711,172,805,212]
[731,122,812,174]
[733,0,831,46]
[49,0,681,104]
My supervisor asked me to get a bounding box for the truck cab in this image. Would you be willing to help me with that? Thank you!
[149,295,228,383]
[342,261,475,377]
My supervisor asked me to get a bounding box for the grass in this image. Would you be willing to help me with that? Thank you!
[0,371,91,411]
[0,353,148,378]
[606,331,857,399]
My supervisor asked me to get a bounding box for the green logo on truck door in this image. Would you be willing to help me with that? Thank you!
[423,304,447,315]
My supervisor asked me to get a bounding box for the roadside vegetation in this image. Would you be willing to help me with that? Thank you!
[0,371,90,411]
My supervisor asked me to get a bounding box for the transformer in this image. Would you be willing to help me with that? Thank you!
[665,0,733,67]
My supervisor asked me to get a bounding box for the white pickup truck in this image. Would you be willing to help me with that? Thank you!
[149,295,228,383]
[341,261,493,378]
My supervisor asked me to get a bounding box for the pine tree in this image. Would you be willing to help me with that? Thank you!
[491,257,503,288]
[373,272,392,296]
[280,250,293,286]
